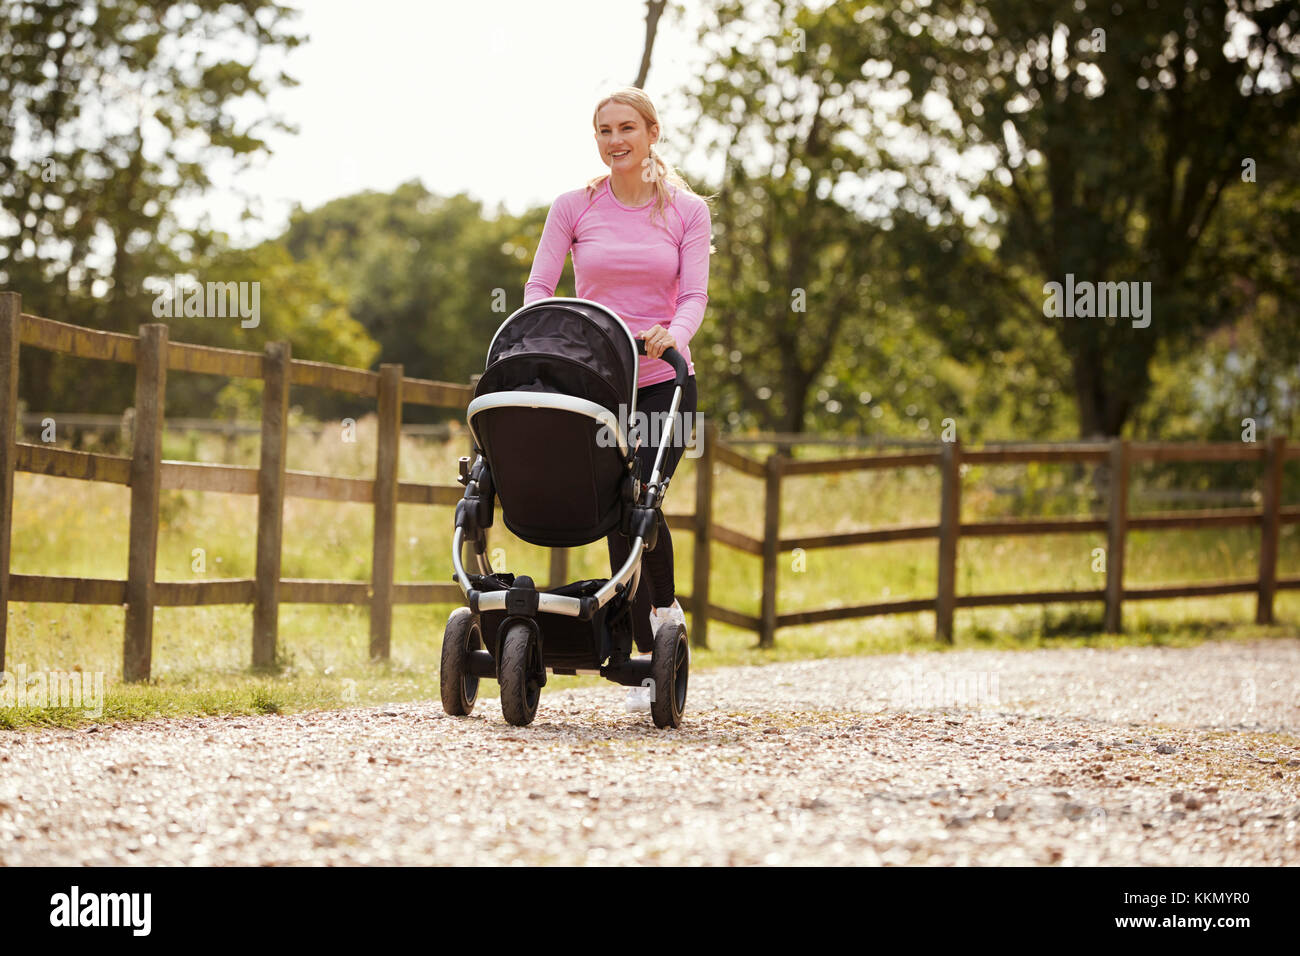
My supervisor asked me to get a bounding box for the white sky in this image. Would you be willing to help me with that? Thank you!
[186,0,718,243]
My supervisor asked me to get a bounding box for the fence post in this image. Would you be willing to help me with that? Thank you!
[1104,438,1129,633]
[690,419,714,648]
[369,364,403,661]
[548,548,569,589]
[124,323,168,682]
[0,293,20,671]
[253,341,291,668]
[759,450,783,648]
[935,438,962,643]
[1256,435,1285,625]
[466,374,481,461]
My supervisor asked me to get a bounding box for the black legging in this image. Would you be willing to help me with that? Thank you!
[606,374,699,653]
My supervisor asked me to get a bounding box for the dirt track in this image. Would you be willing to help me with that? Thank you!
[2,639,1298,865]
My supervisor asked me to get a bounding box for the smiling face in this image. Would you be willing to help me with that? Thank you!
[594,101,659,175]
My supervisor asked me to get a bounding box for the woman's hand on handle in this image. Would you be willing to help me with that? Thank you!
[638,326,678,360]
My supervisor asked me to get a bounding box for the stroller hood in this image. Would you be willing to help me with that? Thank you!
[475,298,639,414]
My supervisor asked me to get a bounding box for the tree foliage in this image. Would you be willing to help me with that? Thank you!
[281,182,545,420]
[682,0,1299,439]
[0,0,310,415]
[840,0,1300,437]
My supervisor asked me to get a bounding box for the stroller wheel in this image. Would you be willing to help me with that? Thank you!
[498,622,542,726]
[440,607,481,717]
[650,623,689,729]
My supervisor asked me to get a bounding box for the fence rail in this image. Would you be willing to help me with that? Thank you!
[1,290,1294,677]
[17,412,464,441]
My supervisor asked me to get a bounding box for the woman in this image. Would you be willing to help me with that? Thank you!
[523,86,713,656]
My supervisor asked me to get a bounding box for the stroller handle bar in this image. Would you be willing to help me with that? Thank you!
[635,339,690,388]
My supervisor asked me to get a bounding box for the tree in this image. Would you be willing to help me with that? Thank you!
[281,182,541,421]
[685,0,1030,437]
[843,0,1300,437]
[1139,120,1300,443]
[686,1,903,433]
[0,0,304,413]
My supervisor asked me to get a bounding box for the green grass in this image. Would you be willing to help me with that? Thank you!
[3,424,1297,729]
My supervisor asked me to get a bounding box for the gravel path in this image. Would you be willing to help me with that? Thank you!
[3,639,1298,865]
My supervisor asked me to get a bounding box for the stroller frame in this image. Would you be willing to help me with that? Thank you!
[441,297,692,728]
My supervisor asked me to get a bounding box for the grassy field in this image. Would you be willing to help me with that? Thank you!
[3,419,1297,728]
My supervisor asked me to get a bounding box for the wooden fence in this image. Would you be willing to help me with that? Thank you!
[656,434,1298,648]
[2,290,1296,677]
[0,292,471,679]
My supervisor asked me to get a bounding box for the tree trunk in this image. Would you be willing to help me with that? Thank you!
[1070,344,1118,505]
[633,1,668,88]
[1071,346,1112,440]
[778,363,812,436]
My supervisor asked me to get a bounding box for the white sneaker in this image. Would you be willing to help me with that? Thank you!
[649,599,687,636]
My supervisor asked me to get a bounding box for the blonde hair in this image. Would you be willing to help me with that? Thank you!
[587,87,714,228]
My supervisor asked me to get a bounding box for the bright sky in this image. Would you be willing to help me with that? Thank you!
[188,0,718,243]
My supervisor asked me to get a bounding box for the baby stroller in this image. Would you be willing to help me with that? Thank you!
[441,296,692,728]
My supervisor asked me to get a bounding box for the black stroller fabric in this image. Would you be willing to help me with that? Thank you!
[470,300,639,548]
[475,301,636,410]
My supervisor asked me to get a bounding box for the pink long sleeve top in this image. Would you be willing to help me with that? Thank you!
[523,178,711,388]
